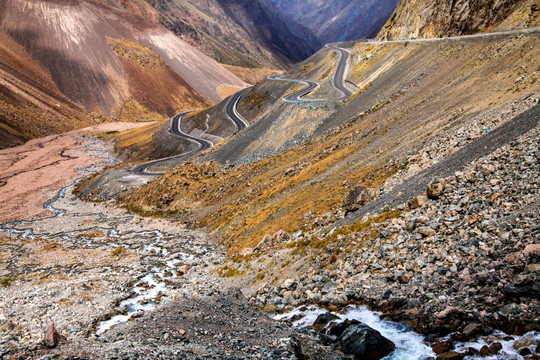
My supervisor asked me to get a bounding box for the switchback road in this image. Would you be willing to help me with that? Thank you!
[131,112,213,176]
[327,45,353,100]
[268,44,352,102]
[225,87,251,131]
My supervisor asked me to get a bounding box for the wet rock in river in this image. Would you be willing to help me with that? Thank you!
[340,323,396,360]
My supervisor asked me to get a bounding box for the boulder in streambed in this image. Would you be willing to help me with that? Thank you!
[339,322,396,360]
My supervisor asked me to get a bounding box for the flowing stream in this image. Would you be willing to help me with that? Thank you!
[0,136,212,337]
[273,305,539,360]
[2,136,538,355]
[273,305,435,360]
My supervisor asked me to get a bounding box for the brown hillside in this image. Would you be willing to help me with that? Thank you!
[0,30,92,149]
[119,33,540,252]
[109,38,210,117]
[0,0,245,117]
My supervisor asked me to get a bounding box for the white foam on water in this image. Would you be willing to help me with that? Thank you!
[273,305,435,360]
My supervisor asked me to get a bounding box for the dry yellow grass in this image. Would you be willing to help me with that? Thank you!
[217,85,247,100]
[119,36,540,254]
[222,65,283,85]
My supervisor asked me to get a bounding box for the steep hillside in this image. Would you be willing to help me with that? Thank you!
[378,0,540,40]
[0,0,245,118]
[117,31,539,251]
[0,29,93,149]
[136,0,320,68]
[273,0,399,43]
[217,0,321,63]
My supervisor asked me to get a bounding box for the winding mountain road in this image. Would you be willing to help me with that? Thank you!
[267,75,321,102]
[268,44,352,102]
[132,86,251,176]
[225,87,251,131]
[327,45,353,100]
[131,111,213,176]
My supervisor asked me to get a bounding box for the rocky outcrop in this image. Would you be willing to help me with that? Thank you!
[339,322,395,360]
[378,0,539,40]
[342,185,378,214]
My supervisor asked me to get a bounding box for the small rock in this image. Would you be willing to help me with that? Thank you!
[432,342,452,355]
[437,351,465,360]
[342,186,377,214]
[408,194,428,209]
[43,321,60,348]
[418,226,436,237]
[462,323,482,339]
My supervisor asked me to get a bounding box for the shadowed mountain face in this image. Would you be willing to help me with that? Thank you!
[0,0,245,117]
[272,0,399,44]
[138,0,321,69]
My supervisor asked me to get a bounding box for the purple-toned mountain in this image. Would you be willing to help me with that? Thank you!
[272,0,399,44]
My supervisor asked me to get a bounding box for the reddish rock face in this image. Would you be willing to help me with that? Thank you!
[43,321,60,348]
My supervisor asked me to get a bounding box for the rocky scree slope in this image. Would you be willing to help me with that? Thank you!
[224,121,540,350]
[378,0,540,40]
[107,31,540,255]
[0,0,245,118]
[273,0,400,43]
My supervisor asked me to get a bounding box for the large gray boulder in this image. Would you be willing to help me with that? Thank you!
[342,185,377,214]
[340,323,396,360]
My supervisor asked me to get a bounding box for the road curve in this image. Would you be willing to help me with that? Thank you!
[131,111,213,176]
[225,87,251,131]
[327,45,353,101]
[267,75,321,102]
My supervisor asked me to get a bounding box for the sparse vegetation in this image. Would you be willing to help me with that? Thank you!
[111,247,128,256]
[1,276,16,287]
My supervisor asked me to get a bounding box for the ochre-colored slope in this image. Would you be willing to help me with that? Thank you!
[0,30,93,149]
[0,0,245,117]
[119,35,540,252]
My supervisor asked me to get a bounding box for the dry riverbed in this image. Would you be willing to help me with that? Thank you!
[0,127,342,359]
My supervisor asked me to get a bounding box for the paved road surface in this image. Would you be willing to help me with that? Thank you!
[131,112,213,176]
[225,87,251,130]
[327,45,353,100]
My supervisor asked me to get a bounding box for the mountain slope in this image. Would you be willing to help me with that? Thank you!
[0,29,93,149]
[0,0,245,118]
[129,0,320,69]
[272,0,399,43]
[378,0,540,40]
[113,30,539,250]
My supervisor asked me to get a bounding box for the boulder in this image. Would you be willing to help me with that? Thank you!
[328,319,360,338]
[340,323,395,360]
[254,230,291,251]
[43,321,60,348]
[427,180,444,199]
[436,351,465,360]
[408,194,428,209]
[342,186,377,214]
